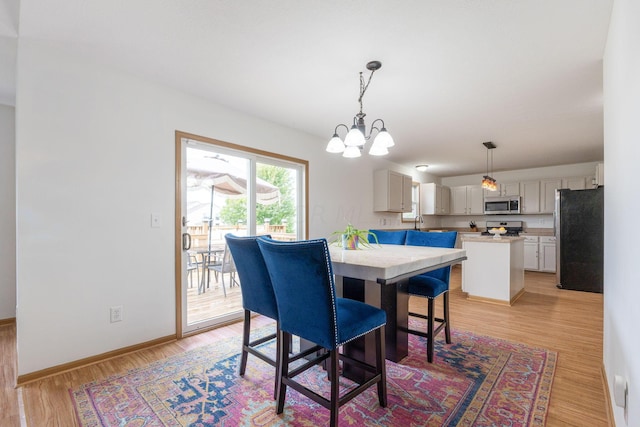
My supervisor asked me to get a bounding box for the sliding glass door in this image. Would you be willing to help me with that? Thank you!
[176,132,307,335]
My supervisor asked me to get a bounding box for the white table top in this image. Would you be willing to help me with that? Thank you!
[328,243,466,284]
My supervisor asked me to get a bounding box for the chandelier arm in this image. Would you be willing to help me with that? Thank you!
[333,123,350,137]
[364,118,385,140]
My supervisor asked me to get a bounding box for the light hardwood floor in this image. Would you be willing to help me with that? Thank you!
[1,268,610,426]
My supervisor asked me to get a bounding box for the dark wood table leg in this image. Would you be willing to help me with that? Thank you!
[340,276,409,383]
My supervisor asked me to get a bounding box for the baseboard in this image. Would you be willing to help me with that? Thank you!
[0,317,16,326]
[601,364,615,426]
[16,334,177,386]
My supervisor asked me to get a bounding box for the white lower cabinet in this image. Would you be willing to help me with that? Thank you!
[523,235,556,272]
[539,236,557,272]
[523,236,539,270]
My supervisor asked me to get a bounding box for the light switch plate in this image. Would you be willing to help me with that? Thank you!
[151,213,161,228]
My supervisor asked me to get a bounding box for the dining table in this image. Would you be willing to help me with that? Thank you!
[327,243,467,382]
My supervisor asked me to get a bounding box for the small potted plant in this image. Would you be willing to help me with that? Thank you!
[330,223,379,250]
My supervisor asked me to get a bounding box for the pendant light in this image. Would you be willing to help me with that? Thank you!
[481,142,498,191]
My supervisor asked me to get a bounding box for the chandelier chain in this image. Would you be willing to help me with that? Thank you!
[357,69,376,115]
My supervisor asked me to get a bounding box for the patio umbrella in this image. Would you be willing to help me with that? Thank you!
[186,155,281,251]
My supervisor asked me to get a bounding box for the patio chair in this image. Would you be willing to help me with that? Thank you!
[187,254,200,288]
[207,244,238,297]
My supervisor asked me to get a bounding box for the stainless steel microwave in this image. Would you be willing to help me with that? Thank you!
[484,196,521,215]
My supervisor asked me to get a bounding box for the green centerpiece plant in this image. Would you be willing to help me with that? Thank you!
[330,223,379,250]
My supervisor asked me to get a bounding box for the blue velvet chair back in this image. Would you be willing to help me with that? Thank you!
[405,231,458,283]
[225,234,278,320]
[257,237,340,350]
[368,229,407,245]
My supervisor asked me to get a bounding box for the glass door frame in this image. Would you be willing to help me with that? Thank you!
[174,130,308,337]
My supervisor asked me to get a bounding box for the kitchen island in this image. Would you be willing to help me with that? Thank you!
[461,235,525,305]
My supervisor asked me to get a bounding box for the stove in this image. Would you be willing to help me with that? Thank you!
[481,220,523,236]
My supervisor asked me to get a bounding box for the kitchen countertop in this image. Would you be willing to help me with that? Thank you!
[403,227,555,236]
[425,227,555,236]
[462,235,525,243]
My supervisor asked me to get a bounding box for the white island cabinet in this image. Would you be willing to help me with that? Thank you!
[461,236,525,305]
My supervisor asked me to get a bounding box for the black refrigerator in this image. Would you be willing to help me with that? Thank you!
[555,187,604,293]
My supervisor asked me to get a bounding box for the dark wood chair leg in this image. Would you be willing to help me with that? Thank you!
[238,310,251,376]
[329,350,340,427]
[376,327,387,407]
[276,331,290,414]
[427,297,435,363]
[444,292,451,344]
[274,321,282,400]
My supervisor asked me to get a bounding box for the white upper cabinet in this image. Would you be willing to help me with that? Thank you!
[374,170,413,213]
[540,179,562,213]
[441,185,451,215]
[596,163,604,186]
[420,183,451,215]
[519,181,541,214]
[501,182,521,197]
[451,185,483,215]
[485,182,520,197]
[562,176,589,190]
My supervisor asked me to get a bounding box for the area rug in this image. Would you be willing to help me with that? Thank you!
[70,325,556,426]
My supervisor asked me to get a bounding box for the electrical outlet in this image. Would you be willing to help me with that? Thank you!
[110,305,123,323]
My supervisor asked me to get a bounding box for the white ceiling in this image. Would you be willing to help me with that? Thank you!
[0,0,612,176]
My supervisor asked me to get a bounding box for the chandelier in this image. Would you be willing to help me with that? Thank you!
[481,141,498,191]
[326,60,394,158]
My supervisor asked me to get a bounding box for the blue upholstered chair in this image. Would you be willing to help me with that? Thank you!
[368,229,407,245]
[257,237,387,427]
[405,230,458,363]
[225,234,320,399]
[224,234,280,397]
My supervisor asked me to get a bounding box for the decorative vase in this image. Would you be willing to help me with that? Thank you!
[342,234,359,250]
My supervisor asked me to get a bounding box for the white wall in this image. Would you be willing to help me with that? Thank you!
[14,39,420,376]
[0,104,16,320]
[603,0,639,424]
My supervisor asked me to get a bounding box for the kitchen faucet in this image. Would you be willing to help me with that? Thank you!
[414,215,424,230]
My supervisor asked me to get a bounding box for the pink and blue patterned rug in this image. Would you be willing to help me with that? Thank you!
[70,325,556,426]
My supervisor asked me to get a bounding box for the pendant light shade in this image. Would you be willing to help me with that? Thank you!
[343,145,362,158]
[368,139,389,156]
[326,134,346,153]
[344,125,366,147]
